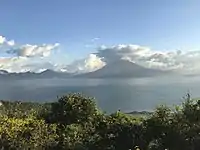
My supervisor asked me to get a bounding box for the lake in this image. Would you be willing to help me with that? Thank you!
[1,76,200,113]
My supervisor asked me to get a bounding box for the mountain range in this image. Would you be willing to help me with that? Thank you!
[0,60,172,79]
[0,69,72,79]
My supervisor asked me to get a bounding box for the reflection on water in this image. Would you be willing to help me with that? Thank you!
[1,76,200,113]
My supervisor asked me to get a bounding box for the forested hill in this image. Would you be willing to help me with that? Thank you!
[0,93,200,150]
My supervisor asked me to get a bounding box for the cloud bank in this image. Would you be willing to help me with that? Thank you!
[7,43,59,57]
[0,35,59,73]
[65,54,105,73]
[1,35,200,75]
[71,45,200,75]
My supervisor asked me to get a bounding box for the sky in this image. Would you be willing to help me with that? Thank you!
[1,0,200,73]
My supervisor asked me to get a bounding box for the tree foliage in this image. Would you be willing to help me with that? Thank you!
[47,93,100,125]
[0,115,58,149]
[1,93,200,149]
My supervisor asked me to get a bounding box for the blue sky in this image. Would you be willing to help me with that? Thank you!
[1,0,200,73]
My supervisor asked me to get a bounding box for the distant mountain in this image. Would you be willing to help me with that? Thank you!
[127,111,152,115]
[0,60,174,79]
[75,59,171,78]
[0,70,9,74]
[36,69,72,78]
[0,69,73,80]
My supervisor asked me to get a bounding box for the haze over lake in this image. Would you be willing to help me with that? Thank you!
[1,76,200,113]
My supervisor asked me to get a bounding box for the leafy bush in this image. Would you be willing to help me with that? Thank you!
[45,93,102,126]
[0,115,58,149]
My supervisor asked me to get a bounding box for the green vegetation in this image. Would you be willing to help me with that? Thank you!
[0,93,200,149]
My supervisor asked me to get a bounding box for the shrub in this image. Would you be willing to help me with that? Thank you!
[0,115,58,149]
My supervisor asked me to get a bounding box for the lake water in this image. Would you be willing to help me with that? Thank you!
[1,76,200,113]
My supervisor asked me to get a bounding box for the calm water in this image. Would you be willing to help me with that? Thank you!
[1,76,200,113]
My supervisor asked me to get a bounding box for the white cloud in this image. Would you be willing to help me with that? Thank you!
[7,43,59,57]
[0,36,6,45]
[0,56,58,73]
[7,40,15,46]
[0,57,28,72]
[0,35,60,73]
[84,54,105,71]
[64,54,105,73]
[0,35,15,46]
